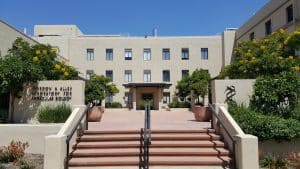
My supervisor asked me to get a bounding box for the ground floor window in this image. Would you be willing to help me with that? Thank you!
[163,92,170,104]
[124,92,133,108]
[105,94,113,104]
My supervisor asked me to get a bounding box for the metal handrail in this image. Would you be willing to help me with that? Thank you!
[208,103,236,169]
[64,105,89,169]
[141,104,151,169]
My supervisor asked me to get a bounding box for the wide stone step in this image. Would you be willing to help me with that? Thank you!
[83,129,215,135]
[70,148,230,157]
[77,133,221,142]
[73,140,225,149]
[68,156,231,167]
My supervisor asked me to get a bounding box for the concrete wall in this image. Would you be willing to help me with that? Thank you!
[0,124,62,154]
[236,0,298,41]
[13,80,85,123]
[34,25,236,108]
[0,20,38,57]
[259,139,300,158]
[211,79,255,106]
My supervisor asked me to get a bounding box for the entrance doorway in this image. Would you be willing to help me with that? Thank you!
[141,93,154,110]
[0,93,9,122]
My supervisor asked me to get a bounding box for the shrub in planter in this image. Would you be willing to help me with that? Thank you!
[37,103,72,123]
[0,141,29,163]
[105,102,123,108]
[168,101,190,108]
[260,154,288,169]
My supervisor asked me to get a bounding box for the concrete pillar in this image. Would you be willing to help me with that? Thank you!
[44,135,67,169]
[235,134,259,169]
[132,87,137,110]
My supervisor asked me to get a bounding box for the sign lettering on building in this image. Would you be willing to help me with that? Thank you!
[31,86,72,102]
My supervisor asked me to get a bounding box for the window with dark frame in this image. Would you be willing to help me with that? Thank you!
[181,48,189,60]
[106,70,113,81]
[124,70,132,82]
[265,20,272,36]
[182,70,189,79]
[106,48,113,60]
[163,92,170,104]
[250,32,255,41]
[125,48,132,60]
[87,48,94,61]
[286,4,294,23]
[162,48,170,60]
[143,48,151,61]
[162,70,170,82]
[201,48,208,60]
[86,70,94,80]
[143,70,151,82]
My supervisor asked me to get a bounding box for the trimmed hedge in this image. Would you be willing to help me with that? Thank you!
[168,101,191,108]
[105,102,123,108]
[229,102,300,141]
[37,103,72,123]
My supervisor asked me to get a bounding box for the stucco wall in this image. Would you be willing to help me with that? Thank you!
[13,80,85,122]
[211,79,255,105]
[0,124,62,154]
[0,20,38,57]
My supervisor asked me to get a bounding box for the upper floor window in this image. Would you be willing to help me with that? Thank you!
[143,48,151,61]
[143,70,151,82]
[125,48,132,60]
[286,5,294,23]
[87,48,94,61]
[106,70,113,81]
[106,48,113,61]
[162,70,170,82]
[181,48,189,60]
[124,70,132,82]
[249,32,255,41]
[201,48,208,60]
[182,70,189,79]
[265,20,272,36]
[86,70,94,80]
[162,48,170,60]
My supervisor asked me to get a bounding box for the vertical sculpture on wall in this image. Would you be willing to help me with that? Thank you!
[225,85,236,103]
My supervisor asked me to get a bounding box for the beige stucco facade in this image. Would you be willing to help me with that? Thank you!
[34,25,236,109]
[0,20,38,57]
[236,0,300,41]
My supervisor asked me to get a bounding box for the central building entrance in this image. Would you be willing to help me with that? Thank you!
[123,83,172,110]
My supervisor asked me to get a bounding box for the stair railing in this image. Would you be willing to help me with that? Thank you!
[140,104,151,169]
[64,105,89,169]
[208,103,236,169]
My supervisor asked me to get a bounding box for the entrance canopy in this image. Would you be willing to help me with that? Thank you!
[123,83,172,88]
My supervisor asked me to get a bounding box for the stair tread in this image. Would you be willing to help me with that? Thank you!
[69,156,231,166]
[84,129,215,135]
[81,133,219,137]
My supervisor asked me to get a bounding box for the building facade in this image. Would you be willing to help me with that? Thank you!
[236,0,300,41]
[34,25,235,110]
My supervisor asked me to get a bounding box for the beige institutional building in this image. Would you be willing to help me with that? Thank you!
[34,26,235,110]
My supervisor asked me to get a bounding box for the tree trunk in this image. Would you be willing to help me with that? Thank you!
[9,93,15,123]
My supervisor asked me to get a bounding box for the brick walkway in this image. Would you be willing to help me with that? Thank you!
[89,108,210,130]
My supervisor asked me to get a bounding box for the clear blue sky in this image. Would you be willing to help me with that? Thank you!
[0,0,268,36]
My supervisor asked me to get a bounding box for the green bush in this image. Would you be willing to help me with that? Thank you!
[37,103,72,123]
[105,102,123,108]
[229,102,300,141]
[260,154,288,169]
[168,101,191,108]
[0,141,29,163]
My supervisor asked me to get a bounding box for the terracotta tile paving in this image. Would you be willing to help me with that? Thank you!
[89,109,210,130]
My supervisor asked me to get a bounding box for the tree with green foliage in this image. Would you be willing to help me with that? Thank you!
[176,69,211,105]
[0,38,79,122]
[85,75,119,106]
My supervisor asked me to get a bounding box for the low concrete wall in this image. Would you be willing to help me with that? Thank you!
[44,105,87,169]
[211,79,255,106]
[259,139,300,157]
[0,124,62,154]
[13,80,85,122]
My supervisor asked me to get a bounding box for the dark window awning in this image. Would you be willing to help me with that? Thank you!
[123,83,172,88]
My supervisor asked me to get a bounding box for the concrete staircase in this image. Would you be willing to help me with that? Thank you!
[68,129,231,168]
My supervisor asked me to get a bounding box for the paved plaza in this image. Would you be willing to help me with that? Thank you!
[89,109,210,130]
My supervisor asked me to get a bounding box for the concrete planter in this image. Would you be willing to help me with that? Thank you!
[192,105,211,122]
[87,106,104,122]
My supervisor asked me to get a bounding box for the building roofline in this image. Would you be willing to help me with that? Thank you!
[0,19,40,44]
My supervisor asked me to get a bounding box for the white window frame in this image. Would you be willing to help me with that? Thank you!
[143,70,151,82]
[125,48,132,60]
[143,48,151,61]
[124,70,132,82]
[201,48,208,60]
[87,48,94,61]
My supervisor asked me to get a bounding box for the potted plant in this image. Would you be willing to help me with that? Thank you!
[190,69,211,121]
[85,75,119,122]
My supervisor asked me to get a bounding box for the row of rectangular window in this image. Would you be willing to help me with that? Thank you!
[86,69,198,82]
[87,48,209,61]
[249,4,294,40]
